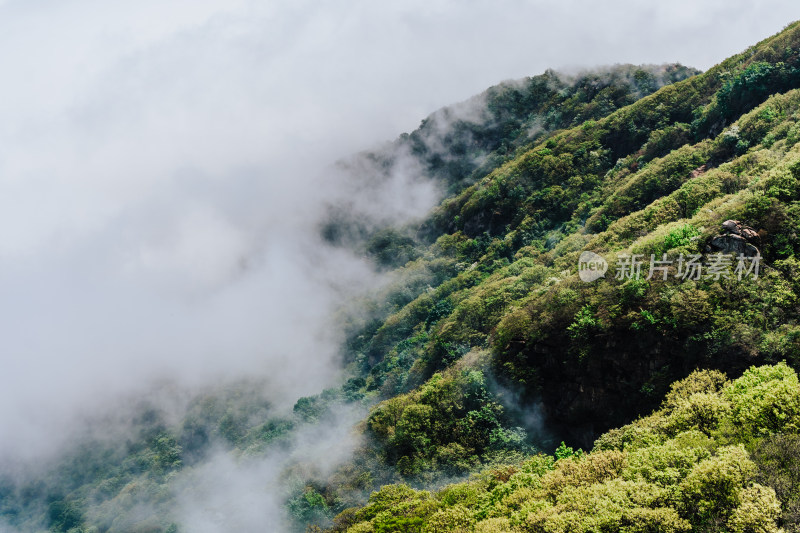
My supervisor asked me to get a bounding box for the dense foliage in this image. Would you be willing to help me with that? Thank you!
[319,20,800,532]
[333,364,800,532]
[340,21,800,448]
[4,20,800,533]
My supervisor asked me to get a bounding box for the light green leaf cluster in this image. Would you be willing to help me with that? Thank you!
[338,363,799,532]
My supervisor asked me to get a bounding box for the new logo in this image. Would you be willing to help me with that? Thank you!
[578,251,608,282]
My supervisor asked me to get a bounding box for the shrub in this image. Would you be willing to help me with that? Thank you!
[723,362,800,439]
[663,224,701,251]
[679,445,756,525]
[423,505,474,533]
[727,484,782,533]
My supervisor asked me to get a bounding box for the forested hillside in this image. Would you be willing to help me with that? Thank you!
[316,20,800,532]
[4,20,800,533]
[335,364,800,532]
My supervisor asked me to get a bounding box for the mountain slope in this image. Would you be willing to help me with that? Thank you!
[308,20,800,532]
[340,20,800,443]
[5,21,800,533]
[0,63,699,533]
[322,63,697,253]
[334,363,800,532]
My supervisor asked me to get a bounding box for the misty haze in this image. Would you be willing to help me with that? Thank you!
[3,2,800,532]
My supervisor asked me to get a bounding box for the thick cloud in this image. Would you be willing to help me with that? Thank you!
[0,0,798,468]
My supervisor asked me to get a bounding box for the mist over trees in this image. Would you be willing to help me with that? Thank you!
[3,4,800,533]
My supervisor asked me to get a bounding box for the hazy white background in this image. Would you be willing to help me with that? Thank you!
[0,0,798,464]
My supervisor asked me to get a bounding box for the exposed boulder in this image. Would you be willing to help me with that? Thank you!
[709,234,759,256]
[707,219,760,257]
[740,227,761,244]
[721,219,740,234]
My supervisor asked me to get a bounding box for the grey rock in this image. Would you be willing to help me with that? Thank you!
[721,219,741,235]
[716,219,761,248]
[709,234,759,257]
[740,227,761,245]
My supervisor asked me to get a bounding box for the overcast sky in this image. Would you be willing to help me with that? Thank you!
[0,0,799,461]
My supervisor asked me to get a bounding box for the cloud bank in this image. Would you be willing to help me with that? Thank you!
[0,0,799,524]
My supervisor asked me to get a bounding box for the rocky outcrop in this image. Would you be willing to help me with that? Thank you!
[707,219,760,257]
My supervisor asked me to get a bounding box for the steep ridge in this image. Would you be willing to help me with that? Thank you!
[310,20,800,532]
[340,20,800,442]
[322,63,697,253]
[0,64,698,533]
[4,20,800,533]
